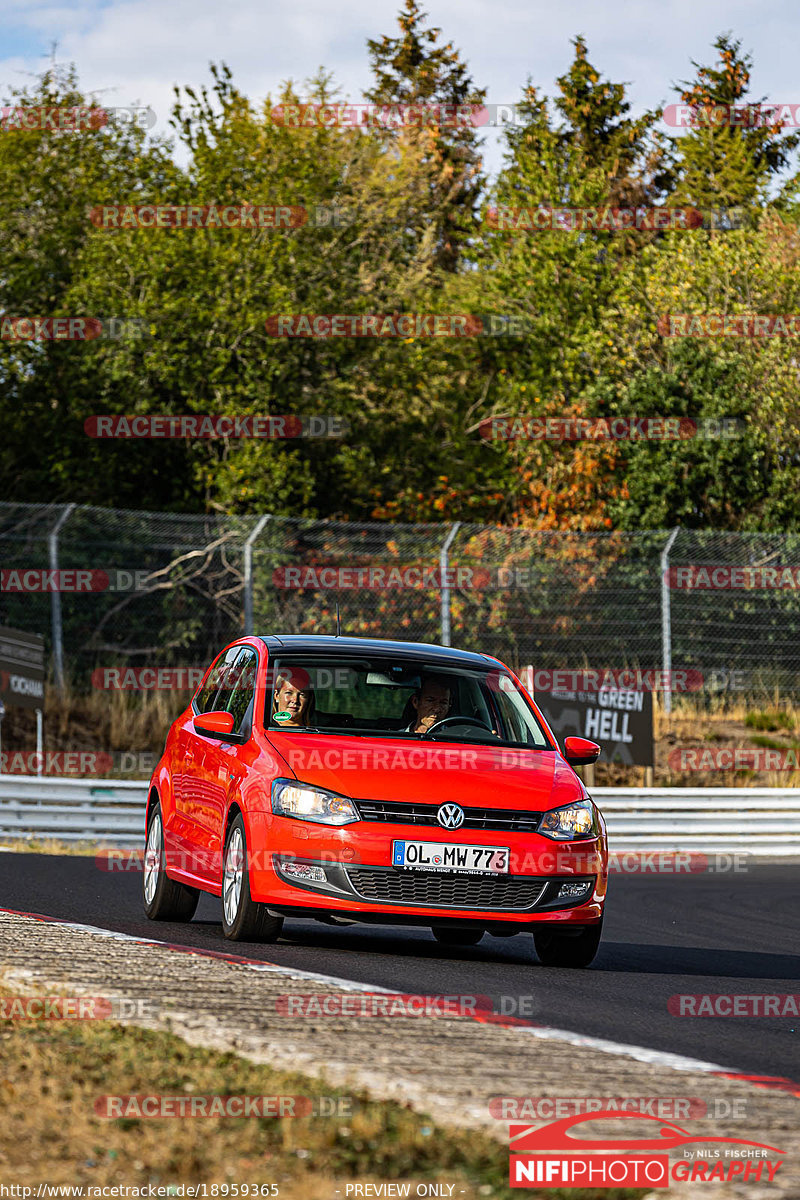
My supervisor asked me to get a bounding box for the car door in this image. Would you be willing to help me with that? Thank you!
[173,646,242,879]
[192,647,259,885]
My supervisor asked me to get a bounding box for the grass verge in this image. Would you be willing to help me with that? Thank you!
[0,987,644,1200]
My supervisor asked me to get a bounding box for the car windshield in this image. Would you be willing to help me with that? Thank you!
[265,655,552,748]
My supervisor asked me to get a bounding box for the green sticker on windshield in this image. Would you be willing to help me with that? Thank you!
[272,710,293,722]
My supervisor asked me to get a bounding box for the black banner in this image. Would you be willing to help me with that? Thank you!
[536,687,654,767]
[0,625,45,710]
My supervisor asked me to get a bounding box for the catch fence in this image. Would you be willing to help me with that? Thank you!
[2,503,800,705]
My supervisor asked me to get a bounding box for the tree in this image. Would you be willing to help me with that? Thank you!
[0,62,188,509]
[366,0,486,272]
[671,34,800,210]
[70,62,505,522]
[469,41,666,528]
[554,35,671,206]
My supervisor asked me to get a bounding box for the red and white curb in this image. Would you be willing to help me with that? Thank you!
[2,904,799,1103]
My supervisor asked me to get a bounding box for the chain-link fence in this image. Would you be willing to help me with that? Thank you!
[2,502,800,703]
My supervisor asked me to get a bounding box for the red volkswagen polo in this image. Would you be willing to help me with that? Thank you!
[143,636,607,966]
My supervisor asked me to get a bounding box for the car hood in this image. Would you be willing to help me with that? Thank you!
[266,732,585,812]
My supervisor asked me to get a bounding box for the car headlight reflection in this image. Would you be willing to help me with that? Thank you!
[271,778,359,826]
[538,799,596,841]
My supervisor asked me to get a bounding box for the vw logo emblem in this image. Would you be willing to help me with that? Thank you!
[437,803,464,830]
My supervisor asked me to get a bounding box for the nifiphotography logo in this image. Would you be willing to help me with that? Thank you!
[508,1110,784,1188]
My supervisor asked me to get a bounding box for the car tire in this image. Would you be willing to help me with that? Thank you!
[431,926,484,946]
[221,813,284,942]
[533,919,603,968]
[143,800,199,921]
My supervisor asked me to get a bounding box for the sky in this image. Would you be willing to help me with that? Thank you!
[2,0,799,178]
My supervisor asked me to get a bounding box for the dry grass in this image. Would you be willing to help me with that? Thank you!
[0,838,104,856]
[2,686,179,768]
[651,696,800,788]
[0,987,641,1200]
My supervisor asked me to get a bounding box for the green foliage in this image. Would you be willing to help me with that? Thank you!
[745,710,794,731]
[2,25,800,533]
[671,34,800,209]
[0,63,188,509]
[366,0,486,271]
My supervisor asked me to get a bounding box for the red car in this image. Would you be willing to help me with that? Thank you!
[143,636,607,967]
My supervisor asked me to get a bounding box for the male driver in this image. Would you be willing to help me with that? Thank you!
[406,674,453,733]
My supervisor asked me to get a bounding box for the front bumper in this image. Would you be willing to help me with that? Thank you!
[246,811,607,927]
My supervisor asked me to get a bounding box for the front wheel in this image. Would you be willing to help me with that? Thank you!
[221,814,284,942]
[533,919,603,968]
[431,926,484,946]
[143,801,199,921]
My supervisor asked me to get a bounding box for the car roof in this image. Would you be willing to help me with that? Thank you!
[257,634,493,668]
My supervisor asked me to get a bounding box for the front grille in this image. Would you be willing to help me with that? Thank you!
[344,867,547,910]
[355,799,542,834]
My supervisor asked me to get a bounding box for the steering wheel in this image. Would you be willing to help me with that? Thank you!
[421,715,495,737]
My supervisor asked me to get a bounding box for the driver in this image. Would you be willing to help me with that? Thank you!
[405,674,453,734]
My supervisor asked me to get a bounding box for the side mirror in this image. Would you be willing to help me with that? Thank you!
[563,736,601,765]
[193,710,234,737]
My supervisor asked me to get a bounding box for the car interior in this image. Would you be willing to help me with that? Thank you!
[265,657,548,746]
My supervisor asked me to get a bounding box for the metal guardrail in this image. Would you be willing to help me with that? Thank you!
[0,775,146,845]
[594,787,800,855]
[0,776,799,854]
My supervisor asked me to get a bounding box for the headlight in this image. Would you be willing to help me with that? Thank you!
[271,778,359,826]
[538,799,596,841]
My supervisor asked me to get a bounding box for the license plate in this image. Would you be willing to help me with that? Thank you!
[392,840,509,874]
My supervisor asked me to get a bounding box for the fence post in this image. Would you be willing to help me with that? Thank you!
[439,522,461,646]
[49,503,75,696]
[36,708,43,778]
[661,527,680,715]
[243,515,272,635]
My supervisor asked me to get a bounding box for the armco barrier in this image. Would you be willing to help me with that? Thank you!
[0,776,146,845]
[593,787,800,855]
[0,777,798,853]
